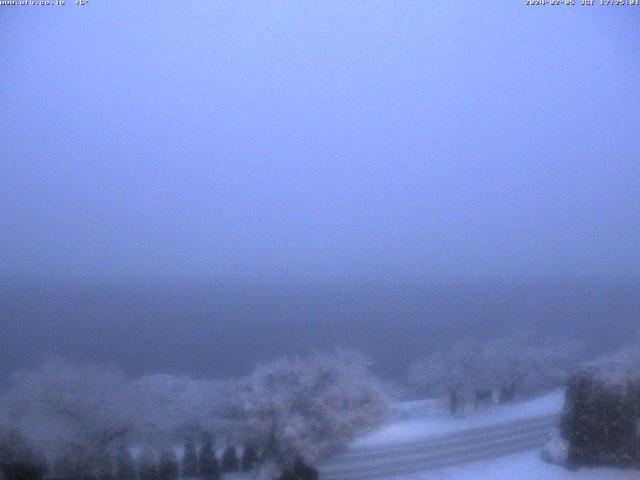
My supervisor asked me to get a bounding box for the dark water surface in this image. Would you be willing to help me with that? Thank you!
[1,277,638,384]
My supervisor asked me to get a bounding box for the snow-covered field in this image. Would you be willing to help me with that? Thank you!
[389,449,639,479]
[327,390,639,479]
[354,390,564,448]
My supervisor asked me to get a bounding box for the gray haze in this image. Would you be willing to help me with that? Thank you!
[1,3,639,380]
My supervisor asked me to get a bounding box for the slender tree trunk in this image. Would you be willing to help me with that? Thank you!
[449,387,460,415]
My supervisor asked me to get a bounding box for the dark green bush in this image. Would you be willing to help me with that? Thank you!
[561,368,640,467]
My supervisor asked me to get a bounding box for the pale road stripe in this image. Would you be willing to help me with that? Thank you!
[334,414,558,458]
[319,414,557,479]
[324,415,557,465]
[322,436,546,480]
[321,428,549,475]
[321,434,547,480]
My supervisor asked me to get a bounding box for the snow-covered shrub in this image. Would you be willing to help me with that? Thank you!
[540,427,569,466]
[221,446,239,473]
[181,439,198,478]
[226,350,390,467]
[292,457,319,480]
[197,432,219,480]
[240,444,258,472]
[560,345,640,468]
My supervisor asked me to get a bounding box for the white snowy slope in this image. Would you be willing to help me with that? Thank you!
[354,390,564,448]
[389,449,640,480]
[320,415,557,480]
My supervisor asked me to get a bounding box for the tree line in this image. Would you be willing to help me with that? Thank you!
[408,335,583,414]
[0,351,390,480]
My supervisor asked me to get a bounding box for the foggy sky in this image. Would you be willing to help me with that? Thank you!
[1,2,639,285]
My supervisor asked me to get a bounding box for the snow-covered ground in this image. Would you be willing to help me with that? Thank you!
[354,390,564,448]
[388,449,639,479]
[337,391,638,479]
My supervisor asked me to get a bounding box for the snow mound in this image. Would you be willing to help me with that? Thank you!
[540,428,569,466]
[390,399,445,420]
[354,390,564,448]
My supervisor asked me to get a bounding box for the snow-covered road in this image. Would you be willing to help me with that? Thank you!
[319,414,559,480]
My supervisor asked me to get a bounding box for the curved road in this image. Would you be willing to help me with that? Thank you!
[319,414,558,480]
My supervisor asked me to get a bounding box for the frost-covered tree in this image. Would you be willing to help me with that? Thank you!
[0,354,388,477]
[226,350,390,467]
[594,343,640,385]
[408,342,486,414]
[130,375,227,443]
[409,337,583,411]
[2,361,136,480]
[484,337,583,402]
[0,361,234,480]
[181,439,198,478]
